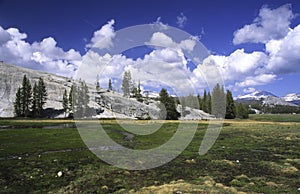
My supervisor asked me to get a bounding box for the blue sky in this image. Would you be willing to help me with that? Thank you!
[0,0,299,97]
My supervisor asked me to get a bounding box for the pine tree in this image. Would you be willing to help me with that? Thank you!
[211,84,225,118]
[14,87,22,117]
[82,81,89,116]
[72,80,89,117]
[136,81,143,102]
[21,75,32,117]
[96,74,100,93]
[31,82,38,117]
[108,78,113,91]
[62,89,69,117]
[197,94,202,110]
[121,71,132,97]
[158,88,180,120]
[207,91,212,114]
[225,90,236,119]
[180,96,186,117]
[69,84,74,113]
[202,90,207,112]
[236,103,249,119]
[36,77,47,117]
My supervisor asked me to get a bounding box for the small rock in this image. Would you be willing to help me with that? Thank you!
[57,171,63,177]
[18,157,22,160]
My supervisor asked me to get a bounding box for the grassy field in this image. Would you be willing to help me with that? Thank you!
[0,115,299,193]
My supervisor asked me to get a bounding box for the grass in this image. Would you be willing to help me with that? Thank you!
[0,115,299,193]
[249,113,300,122]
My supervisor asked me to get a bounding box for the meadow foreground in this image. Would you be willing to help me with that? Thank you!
[0,115,299,193]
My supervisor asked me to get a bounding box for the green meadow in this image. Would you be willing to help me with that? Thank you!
[0,115,299,193]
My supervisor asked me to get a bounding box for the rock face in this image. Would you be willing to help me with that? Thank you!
[95,90,160,119]
[0,62,73,117]
[0,62,213,119]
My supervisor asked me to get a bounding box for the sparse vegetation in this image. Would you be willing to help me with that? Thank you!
[0,115,299,193]
[14,75,47,118]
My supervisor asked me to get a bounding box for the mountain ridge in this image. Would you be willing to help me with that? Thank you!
[236,90,299,107]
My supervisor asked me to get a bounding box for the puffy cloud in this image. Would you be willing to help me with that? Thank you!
[0,26,11,44]
[0,26,81,77]
[235,74,276,87]
[196,49,267,83]
[147,32,176,48]
[176,12,187,28]
[87,19,116,49]
[266,24,300,74]
[243,87,257,93]
[233,4,294,44]
[147,32,198,52]
[78,51,134,88]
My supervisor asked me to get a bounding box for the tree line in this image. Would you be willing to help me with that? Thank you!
[14,75,47,117]
[119,71,249,120]
[62,80,90,118]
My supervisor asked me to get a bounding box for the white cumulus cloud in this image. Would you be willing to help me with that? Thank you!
[266,24,300,74]
[87,19,116,49]
[0,26,81,77]
[233,4,294,44]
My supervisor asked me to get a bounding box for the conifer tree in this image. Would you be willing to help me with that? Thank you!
[21,75,32,117]
[96,74,100,92]
[211,84,225,118]
[225,90,236,119]
[136,81,143,102]
[197,94,202,110]
[207,91,212,114]
[62,89,69,117]
[69,84,74,113]
[14,87,22,117]
[122,71,132,97]
[202,90,207,112]
[36,77,47,117]
[158,88,180,120]
[108,78,113,91]
[236,103,249,119]
[31,82,38,117]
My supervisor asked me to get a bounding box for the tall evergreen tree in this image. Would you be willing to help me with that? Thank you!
[62,89,69,117]
[158,88,180,120]
[108,78,113,91]
[31,82,38,117]
[82,81,89,116]
[197,94,202,110]
[36,77,47,117]
[211,84,225,118]
[21,75,32,117]
[180,96,186,117]
[236,103,249,119]
[96,74,100,92]
[72,80,89,117]
[14,87,22,117]
[202,90,207,112]
[121,71,132,97]
[225,90,236,119]
[136,81,143,102]
[207,91,212,114]
[69,84,74,113]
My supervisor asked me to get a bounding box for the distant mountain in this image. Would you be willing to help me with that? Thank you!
[235,91,277,101]
[236,90,298,107]
[282,93,300,105]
